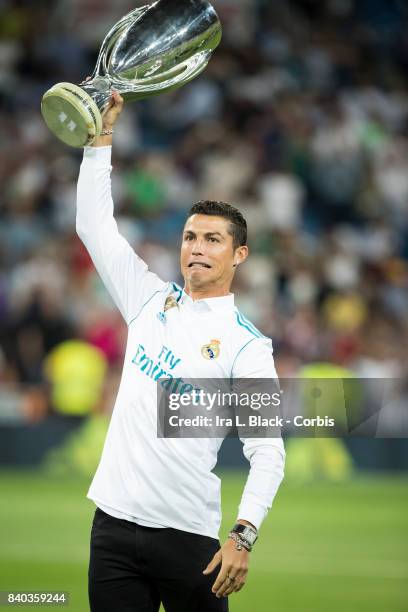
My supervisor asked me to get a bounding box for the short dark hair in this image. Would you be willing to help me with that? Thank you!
[187,200,247,250]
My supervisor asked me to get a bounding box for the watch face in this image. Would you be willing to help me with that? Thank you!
[242,527,257,545]
[233,524,258,545]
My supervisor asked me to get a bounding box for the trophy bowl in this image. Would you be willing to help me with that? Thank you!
[41,0,222,148]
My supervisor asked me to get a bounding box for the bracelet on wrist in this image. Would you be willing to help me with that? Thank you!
[100,128,114,136]
[228,532,252,552]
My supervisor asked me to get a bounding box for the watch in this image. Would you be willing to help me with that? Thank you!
[231,523,258,548]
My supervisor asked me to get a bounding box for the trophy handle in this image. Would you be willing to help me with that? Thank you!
[92,6,150,80]
[80,5,151,112]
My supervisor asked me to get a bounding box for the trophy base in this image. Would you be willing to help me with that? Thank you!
[41,83,103,148]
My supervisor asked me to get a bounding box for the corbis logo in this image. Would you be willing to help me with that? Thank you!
[201,339,221,360]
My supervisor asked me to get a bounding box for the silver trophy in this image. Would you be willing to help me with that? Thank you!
[41,0,222,148]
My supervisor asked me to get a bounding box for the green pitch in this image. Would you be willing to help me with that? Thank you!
[0,470,407,611]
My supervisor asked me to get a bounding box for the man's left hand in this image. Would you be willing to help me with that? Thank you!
[203,538,250,598]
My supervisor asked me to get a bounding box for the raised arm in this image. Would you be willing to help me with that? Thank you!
[76,92,166,324]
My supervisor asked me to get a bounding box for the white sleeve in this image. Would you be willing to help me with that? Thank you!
[76,146,166,324]
[231,337,285,530]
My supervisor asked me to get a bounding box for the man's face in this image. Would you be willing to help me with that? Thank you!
[180,214,246,292]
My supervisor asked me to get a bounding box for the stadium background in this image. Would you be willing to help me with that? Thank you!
[0,0,407,610]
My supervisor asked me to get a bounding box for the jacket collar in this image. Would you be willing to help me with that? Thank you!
[180,289,235,312]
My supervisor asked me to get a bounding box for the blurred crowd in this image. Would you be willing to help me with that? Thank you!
[1,0,408,424]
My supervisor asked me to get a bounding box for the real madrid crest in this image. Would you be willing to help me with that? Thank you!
[201,339,221,360]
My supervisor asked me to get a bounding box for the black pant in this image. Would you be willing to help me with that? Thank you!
[89,508,229,612]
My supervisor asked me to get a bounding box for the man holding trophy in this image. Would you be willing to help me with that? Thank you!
[42,1,285,610]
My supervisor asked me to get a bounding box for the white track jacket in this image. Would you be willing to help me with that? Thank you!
[76,146,285,539]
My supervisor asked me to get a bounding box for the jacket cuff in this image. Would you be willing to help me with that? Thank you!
[237,499,267,531]
[83,146,112,165]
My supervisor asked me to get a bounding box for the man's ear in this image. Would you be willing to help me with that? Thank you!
[233,245,249,268]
